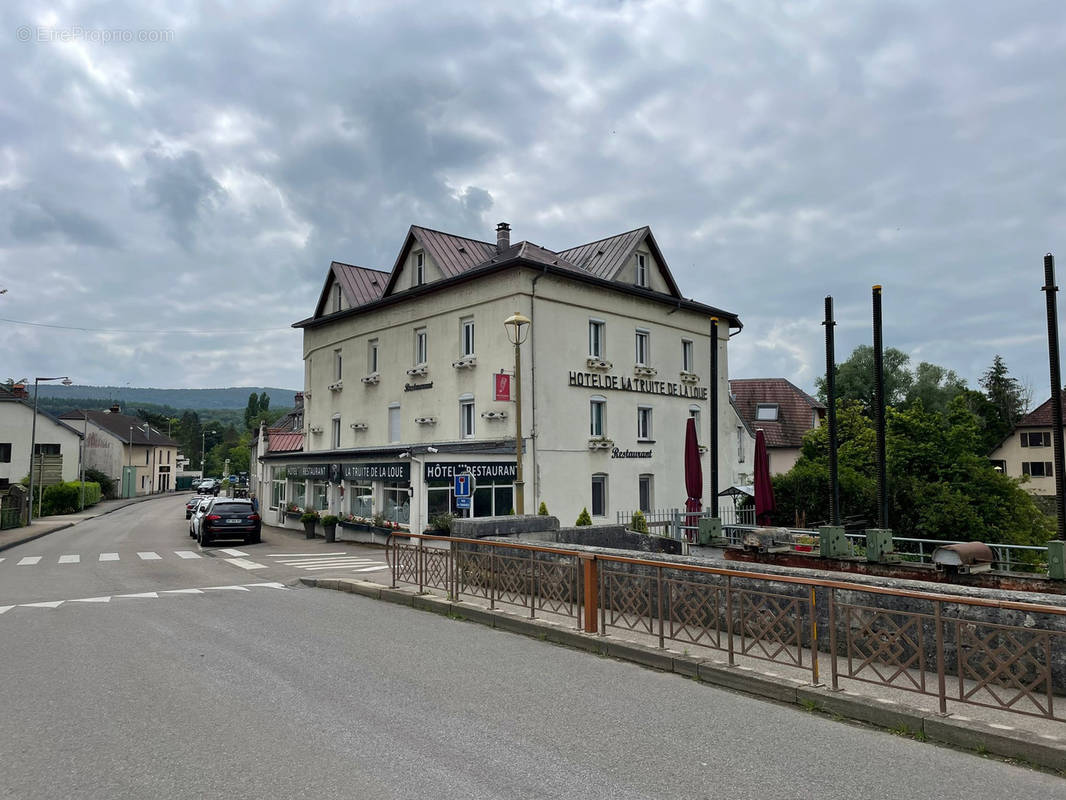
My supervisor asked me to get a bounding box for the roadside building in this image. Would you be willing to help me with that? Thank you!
[255,222,743,532]
[59,406,179,497]
[729,378,825,476]
[988,391,1064,495]
[0,384,84,492]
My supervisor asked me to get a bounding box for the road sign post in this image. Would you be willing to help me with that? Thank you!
[454,473,474,517]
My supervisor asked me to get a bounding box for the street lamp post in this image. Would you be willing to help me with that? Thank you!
[504,311,531,515]
[27,376,72,525]
[128,425,134,498]
[201,429,216,477]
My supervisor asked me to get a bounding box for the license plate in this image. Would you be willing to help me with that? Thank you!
[225,518,242,524]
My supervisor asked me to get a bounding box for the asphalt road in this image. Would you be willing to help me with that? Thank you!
[1,498,1062,798]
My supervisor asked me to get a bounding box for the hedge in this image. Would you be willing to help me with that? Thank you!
[35,481,101,516]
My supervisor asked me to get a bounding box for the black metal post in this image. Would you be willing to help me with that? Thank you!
[709,317,720,516]
[1042,254,1066,540]
[823,296,840,526]
[872,285,888,529]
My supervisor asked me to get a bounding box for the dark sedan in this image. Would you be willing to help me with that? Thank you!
[198,498,261,546]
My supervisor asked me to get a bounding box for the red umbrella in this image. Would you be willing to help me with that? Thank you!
[754,428,775,526]
[684,417,703,541]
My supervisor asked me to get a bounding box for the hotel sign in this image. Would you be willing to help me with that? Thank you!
[568,371,708,400]
[342,462,411,481]
[424,462,517,481]
[290,464,329,479]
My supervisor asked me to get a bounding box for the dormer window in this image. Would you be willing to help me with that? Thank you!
[635,252,648,288]
[755,403,779,421]
[414,251,425,286]
[333,284,342,313]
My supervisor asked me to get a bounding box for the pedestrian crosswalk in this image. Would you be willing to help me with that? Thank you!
[2,551,204,567]
[265,552,389,573]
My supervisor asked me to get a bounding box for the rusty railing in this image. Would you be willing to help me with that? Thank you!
[387,533,1066,722]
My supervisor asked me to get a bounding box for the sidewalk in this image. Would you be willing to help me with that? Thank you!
[0,493,178,552]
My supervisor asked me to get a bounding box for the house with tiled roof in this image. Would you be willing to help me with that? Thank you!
[988,391,1064,495]
[0,384,84,492]
[59,406,178,497]
[254,221,745,530]
[729,379,825,475]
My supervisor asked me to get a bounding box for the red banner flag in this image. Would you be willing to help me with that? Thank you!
[495,373,511,401]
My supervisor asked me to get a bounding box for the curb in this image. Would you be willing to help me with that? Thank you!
[300,576,1066,775]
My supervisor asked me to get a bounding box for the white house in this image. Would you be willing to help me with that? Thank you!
[255,222,744,532]
[0,385,84,491]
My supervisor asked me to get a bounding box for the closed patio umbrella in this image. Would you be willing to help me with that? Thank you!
[684,417,703,541]
[754,428,775,526]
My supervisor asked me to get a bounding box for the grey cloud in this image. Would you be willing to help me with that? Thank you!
[141,150,223,249]
[8,199,119,248]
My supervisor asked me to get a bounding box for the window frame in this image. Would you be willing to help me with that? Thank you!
[635,329,650,365]
[591,474,608,517]
[755,403,779,421]
[637,405,653,441]
[460,395,475,439]
[331,415,341,449]
[0,442,10,463]
[414,251,425,286]
[589,319,605,358]
[1022,461,1054,478]
[638,474,653,513]
[368,338,379,374]
[415,327,428,365]
[635,252,648,287]
[333,348,342,381]
[462,317,475,357]
[333,284,342,313]
[590,396,606,437]
[682,339,694,372]
[388,403,401,443]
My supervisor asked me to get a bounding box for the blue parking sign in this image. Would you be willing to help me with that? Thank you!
[454,474,472,497]
[456,496,471,510]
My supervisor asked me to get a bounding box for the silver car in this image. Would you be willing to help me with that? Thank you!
[188,497,212,538]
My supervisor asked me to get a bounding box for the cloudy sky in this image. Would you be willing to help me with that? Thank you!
[2,0,1064,404]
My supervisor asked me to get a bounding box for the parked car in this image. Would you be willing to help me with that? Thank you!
[198,497,261,547]
[188,497,212,538]
[197,478,220,496]
[185,496,203,519]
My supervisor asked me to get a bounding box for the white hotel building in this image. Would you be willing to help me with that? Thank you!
[255,222,744,532]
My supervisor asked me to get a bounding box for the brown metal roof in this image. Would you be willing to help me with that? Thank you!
[729,379,825,449]
[412,226,497,279]
[267,431,304,453]
[333,262,388,307]
[559,227,648,279]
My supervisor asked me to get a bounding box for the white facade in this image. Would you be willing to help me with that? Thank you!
[0,399,83,488]
[258,224,743,533]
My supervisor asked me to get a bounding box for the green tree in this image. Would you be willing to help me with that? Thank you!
[905,362,967,415]
[980,355,1027,443]
[244,393,259,431]
[258,391,270,415]
[575,507,592,526]
[816,345,913,411]
[772,398,1051,545]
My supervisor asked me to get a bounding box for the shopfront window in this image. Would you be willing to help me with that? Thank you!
[384,481,410,525]
[473,480,514,517]
[312,481,328,511]
[291,480,305,510]
[427,480,458,519]
[349,483,373,518]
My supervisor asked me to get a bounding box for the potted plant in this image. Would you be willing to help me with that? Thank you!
[322,514,339,543]
[300,509,320,538]
[285,502,301,517]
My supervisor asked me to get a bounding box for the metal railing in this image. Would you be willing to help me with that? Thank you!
[617,507,755,540]
[845,533,1049,574]
[389,533,1066,722]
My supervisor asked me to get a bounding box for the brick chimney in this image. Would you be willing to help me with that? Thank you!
[294,392,304,410]
[496,222,511,252]
[109,403,121,413]
[11,384,28,399]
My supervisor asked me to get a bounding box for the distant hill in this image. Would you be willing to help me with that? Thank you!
[30,384,300,410]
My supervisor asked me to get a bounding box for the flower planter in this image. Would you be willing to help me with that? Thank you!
[323,523,337,543]
[302,520,317,538]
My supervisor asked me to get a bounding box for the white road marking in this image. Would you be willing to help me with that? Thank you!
[217,548,248,556]
[276,558,380,566]
[70,596,111,603]
[161,588,204,594]
[175,550,202,559]
[243,582,287,589]
[21,601,64,608]
[99,553,119,561]
[0,606,13,614]
[137,552,162,560]
[267,552,346,558]
[302,564,387,571]
[224,558,268,570]
[352,566,389,573]
[201,585,250,591]
[17,556,41,566]
[58,554,80,564]
[117,592,159,599]
[0,558,5,564]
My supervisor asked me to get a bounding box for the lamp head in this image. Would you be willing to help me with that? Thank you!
[427,446,438,453]
[503,311,531,345]
[61,378,72,386]
[399,451,410,459]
